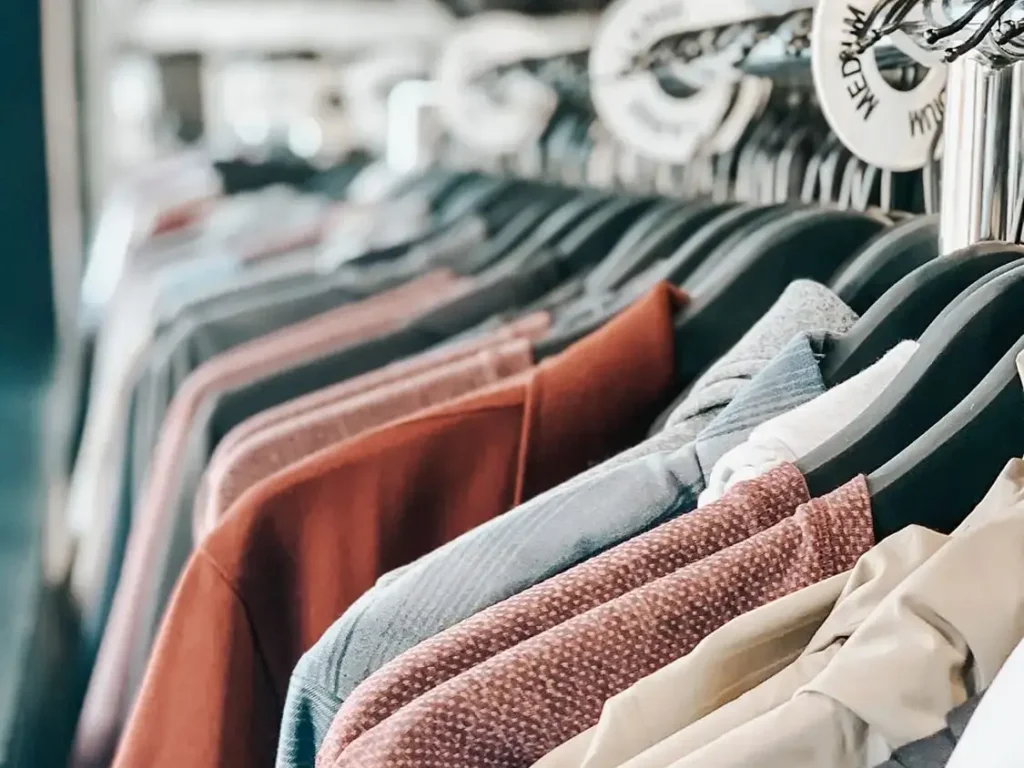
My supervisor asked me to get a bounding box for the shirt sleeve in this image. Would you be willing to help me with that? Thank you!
[112,551,281,768]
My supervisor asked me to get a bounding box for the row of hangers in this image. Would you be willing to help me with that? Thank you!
[388,0,1024,537]
[100,0,1024,539]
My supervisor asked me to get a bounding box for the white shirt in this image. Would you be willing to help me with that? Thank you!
[699,341,918,506]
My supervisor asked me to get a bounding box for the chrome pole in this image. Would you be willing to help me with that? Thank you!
[940,54,1020,251]
[1008,62,1024,226]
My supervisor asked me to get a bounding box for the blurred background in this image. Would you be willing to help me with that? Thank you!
[2,0,1023,766]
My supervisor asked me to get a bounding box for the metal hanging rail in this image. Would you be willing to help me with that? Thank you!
[851,0,1024,251]
[124,0,456,55]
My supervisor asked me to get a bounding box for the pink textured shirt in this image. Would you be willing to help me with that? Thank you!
[72,270,467,768]
[330,473,875,768]
[195,312,550,537]
[317,464,813,766]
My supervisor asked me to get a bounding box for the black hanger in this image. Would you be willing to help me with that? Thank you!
[431,172,493,216]
[583,200,687,291]
[442,177,536,224]
[671,209,888,383]
[527,197,672,361]
[542,195,659,274]
[478,183,577,232]
[389,166,458,203]
[496,192,614,268]
[663,204,802,287]
[867,336,1024,538]
[459,198,576,274]
[821,242,1024,386]
[830,214,940,314]
[801,248,1024,498]
[594,200,741,292]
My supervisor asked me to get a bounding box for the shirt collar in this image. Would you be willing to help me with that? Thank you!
[517,282,686,500]
[695,332,832,475]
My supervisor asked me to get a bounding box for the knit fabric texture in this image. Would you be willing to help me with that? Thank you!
[329,470,875,768]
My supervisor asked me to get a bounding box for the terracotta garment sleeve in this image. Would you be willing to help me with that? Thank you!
[120,552,282,768]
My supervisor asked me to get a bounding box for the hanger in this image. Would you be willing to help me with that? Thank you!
[478,182,576,232]
[431,172,495,217]
[459,196,577,274]
[867,336,1024,538]
[830,214,940,314]
[801,247,1024,498]
[651,204,796,287]
[671,208,888,383]
[661,205,793,286]
[495,191,614,268]
[583,200,688,291]
[537,195,658,274]
[592,200,741,292]
[820,242,1024,386]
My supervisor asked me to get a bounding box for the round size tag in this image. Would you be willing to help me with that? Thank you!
[435,13,591,155]
[342,47,435,151]
[588,0,736,164]
[812,0,947,171]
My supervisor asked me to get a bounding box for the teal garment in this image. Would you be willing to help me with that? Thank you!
[275,330,843,768]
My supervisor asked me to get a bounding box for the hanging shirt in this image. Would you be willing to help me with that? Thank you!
[661,458,1024,768]
[71,272,468,768]
[699,340,918,505]
[70,260,464,661]
[196,312,551,536]
[650,280,858,435]
[534,524,946,768]
[278,280,858,768]
[332,469,875,768]
[102,281,685,768]
[318,463,813,767]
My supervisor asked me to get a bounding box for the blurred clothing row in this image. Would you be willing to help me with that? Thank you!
[64,165,1024,768]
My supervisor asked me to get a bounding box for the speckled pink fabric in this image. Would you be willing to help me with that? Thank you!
[317,464,812,766]
[329,473,874,768]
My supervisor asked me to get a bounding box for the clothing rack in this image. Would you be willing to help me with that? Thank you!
[841,0,1024,250]
[51,3,1024,768]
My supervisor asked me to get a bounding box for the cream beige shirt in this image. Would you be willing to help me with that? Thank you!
[530,525,945,768]
[658,458,1024,768]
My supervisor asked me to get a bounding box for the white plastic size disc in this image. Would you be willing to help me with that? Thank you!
[588,0,736,164]
[812,0,947,171]
[434,13,577,155]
